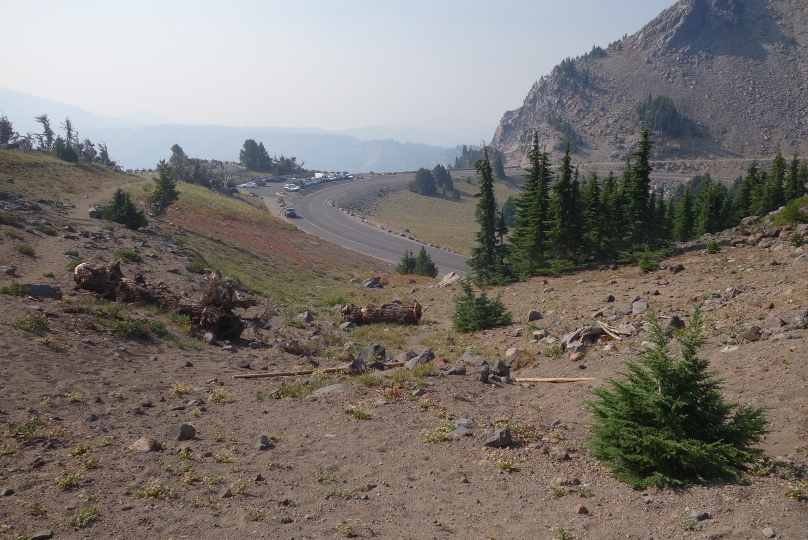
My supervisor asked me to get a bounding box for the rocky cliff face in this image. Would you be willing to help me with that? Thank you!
[490,0,808,172]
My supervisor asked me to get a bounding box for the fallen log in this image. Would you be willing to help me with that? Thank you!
[73,260,125,299]
[233,362,406,379]
[514,377,597,383]
[340,300,422,325]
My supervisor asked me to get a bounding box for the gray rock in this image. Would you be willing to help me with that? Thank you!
[477,366,490,384]
[296,311,313,323]
[665,316,686,331]
[456,417,476,429]
[362,276,381,288]
[133,437,161,452]
[183,361,194,368]
[792,254,808,265]
[1,266,16,276]
[491,359,509,378]
[167,423,196,441]
[741,326,762,342]
[404,349,435,369]
[669,264,685,274]
[310,384,351,397]
[221,345,238,353]
[459,352,488,366]
[412,388,426,398]
[446,365,466,376]
[447,426,471,438]
[88,205,103,219]
[763,316,785,329]
[632,300,649,315]
[691,510,710,521]
[84,414,98,422]
[526,310,542,322]
[248,342,262,350]
[762,527,776,538]
[254,435,271,451]
[140,396,152,407]
[481,428,511,448]
[339,321,355,331]
[30,531,53,540]
[0,488,14,496]
[392,350,418,363]
[228,359,251,369]
[604,294,615,303]
[356,342,386,363]
[25,284,62,300]
[220,488,232,499]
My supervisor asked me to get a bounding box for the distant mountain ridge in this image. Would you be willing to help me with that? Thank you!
[0,87,464,171]
[490,0,808,171]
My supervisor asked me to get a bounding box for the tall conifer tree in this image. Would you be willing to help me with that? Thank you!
[469,147,502,284]
[546,143,577,260]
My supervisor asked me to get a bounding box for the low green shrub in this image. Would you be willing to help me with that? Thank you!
[0,282,29,296]
[451,279,512,333]
[114,249,143,263]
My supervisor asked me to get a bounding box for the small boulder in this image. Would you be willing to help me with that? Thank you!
[741,326,762,342]
[665,316,686,332]
[30,531,53,540]
[296,311,313,323]
[491,359,509,377]
[88,206,103,219]
[526,310,542,322]
[133,437,161,452]
[362,277,381,288]
[604,294,615,303]
[25,284,62,300]
[669,264,685,274]
[574,504,589,515]
[392,350,417,363]
[166,423,196,441]
[339,321,355,331]
[762,527,776,538]
[1,266,16,276]
[632,300,649,315]
[481,428,511,448]
[691,510,710,521]
[446,365,466,376]
[356,342,386,363]
[140,396,153,407]
[459,352,488,366]
[254,435,272,451]
[404,349,435,369]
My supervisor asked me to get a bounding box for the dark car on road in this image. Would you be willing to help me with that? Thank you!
[284,208,297,218]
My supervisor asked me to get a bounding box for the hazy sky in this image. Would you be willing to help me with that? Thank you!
[2,0,677,143]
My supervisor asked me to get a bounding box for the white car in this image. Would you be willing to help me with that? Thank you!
[239,182,257,188]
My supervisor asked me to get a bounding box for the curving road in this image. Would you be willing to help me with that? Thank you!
[252,175,470,276]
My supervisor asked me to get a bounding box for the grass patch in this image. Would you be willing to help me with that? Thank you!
[82,458,102,470]
[56,473,83,490]
[43,271,55,278]
[4,229,24,240]
[14,244,35,256]
[7,417,46,439]
[0,282,29,296]
[496,459,517,472]
[350,324,408,350]
[209,389,231,403]
[0,444,18,456]
[67,506,99,528]
[64,249,79,257]
[12,315,49,332]
[112,316,151,339]
[65,392,83,403]
[69,441,92,457]
[171,382,191,395]
[132,479,174,500]
[323,488,357,500]
[34,223,58,236]
[346,406,373,420]
[2,213,25,228]
[114,249,143,263]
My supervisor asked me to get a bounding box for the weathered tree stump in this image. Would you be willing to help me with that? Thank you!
[73,262,255,340]
[340,300,422,325]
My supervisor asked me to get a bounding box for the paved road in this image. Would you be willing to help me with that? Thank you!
[251,175,471,277]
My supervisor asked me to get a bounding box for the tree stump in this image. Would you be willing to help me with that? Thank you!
[340,300,422,325]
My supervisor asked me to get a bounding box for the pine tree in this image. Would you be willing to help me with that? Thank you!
[733,162,759,222]
[468,147,503,284]
[451,279,512,333]
[624,130,654,246]
[581,171,603,259]
[546,143,577,260]
[785,154,805,202]
[673,185,694,242]
[600,172,621,258]
[102,188,148,230]
[694,176,725,236]
[767,147,786,210]
[148,160,180,216]
[395,250,416,274]
[587,305,768,488]
[508,132,551,276]
[413,247,439,278]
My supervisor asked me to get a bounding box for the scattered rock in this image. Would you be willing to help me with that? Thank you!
[665,316,686,331]
[447,426,472,438]
[481,428,511,448]
[221,345,238,353]
[254,435,272,451]
[220,488,232,499]
[721,345,740,353]
[356,342,386,363]
[456,417,476,428]
[166,423,196,441]
[30,531,53,540]
[505,348,523,363]
[569,351,584,362]
[1,266,16,276]
[412,388,426,398]
[762,527,776,538]
[1,488,14,496]
[669,264,685,274]
[554,475,579,486]
[491,359,509,378]
[632,300,649,315]
[183,361,194,368]
[404,349,434,369]
[477,366,490,384]
[84,413,98,422]
[574,504,589,515]
[741,326,762,342]
[25,284,62,300]
[339,322,355,331]
[527,310,542,322]
[604,294,615,303]
[446,365,466,376]
[296,311,313,323]
[310,384,351,397]
[140,397,153,407]
[763,315,785,329]
[133,437,161,452]
[362,277,381,288]
[602,343,617,352]
[459,352,488,366]
[691,510,710,521]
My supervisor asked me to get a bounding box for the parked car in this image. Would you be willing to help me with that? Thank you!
[284,208,297,218]
[239,182,257,188]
